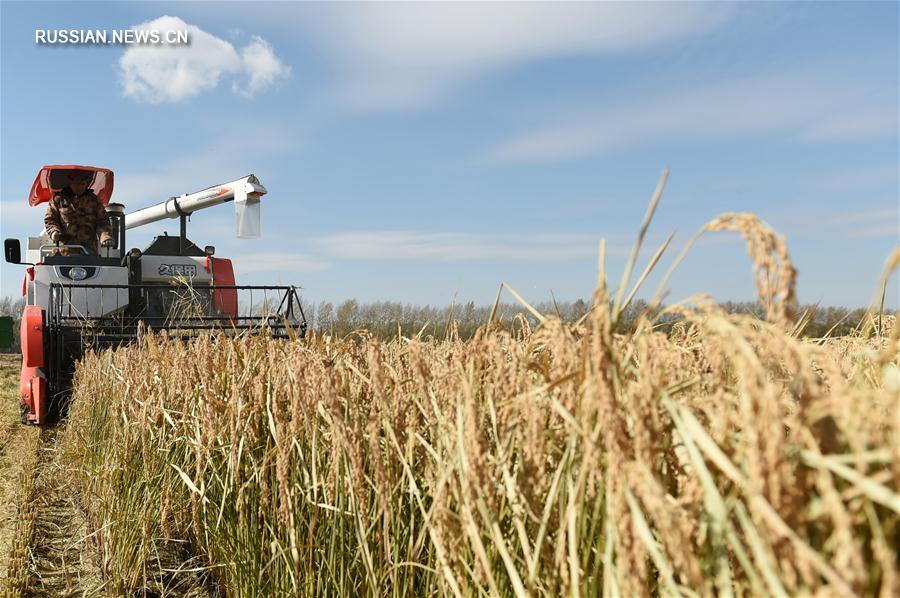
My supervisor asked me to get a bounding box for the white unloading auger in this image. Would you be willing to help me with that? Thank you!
[124,174,266,238]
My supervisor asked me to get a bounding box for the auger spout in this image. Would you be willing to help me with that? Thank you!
[124,174,266,238]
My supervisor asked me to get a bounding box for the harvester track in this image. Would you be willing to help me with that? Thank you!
[0,353,41,595]
[22,425,102,597]
[0,355,216,597]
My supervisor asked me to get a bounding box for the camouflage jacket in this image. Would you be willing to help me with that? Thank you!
[43,189,113,255]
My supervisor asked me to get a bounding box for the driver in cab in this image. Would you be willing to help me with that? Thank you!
[43,170,114,256]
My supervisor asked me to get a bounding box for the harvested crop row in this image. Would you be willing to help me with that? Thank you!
[0,353,41,596]
[1,425,40,597]
[23,427,105,597]
[60,284,898,596]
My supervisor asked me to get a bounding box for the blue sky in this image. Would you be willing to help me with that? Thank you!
[1,2,897,309]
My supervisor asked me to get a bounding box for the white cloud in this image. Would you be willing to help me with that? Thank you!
[119,16,289,103]
[233,36,291,98]
[303,3,735,110]
[310,231,624,262]
[485,68,898,163]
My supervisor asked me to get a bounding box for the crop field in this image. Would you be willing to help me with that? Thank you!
[0,209,897,596]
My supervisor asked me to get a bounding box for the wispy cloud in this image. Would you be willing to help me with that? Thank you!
[485,68,897,164]
[821,205,899,227]
[115,123,294,209]
[802,109,899,141]
[119,15,289,103]
[0,201,37,235]
[832,204,898,240]
[302,3,735,110]
[814,164,899,190]
[231,252,330,275]
[845,223,899,239]
[310,231,626,262]
[767,201,899,240]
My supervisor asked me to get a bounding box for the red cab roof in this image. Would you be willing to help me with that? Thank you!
[29,165,114,207]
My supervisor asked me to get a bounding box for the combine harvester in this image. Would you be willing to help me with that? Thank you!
[3,165,307,424]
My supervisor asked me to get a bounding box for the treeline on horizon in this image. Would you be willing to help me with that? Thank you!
[300,297,878,340]
[0,295,882,352]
